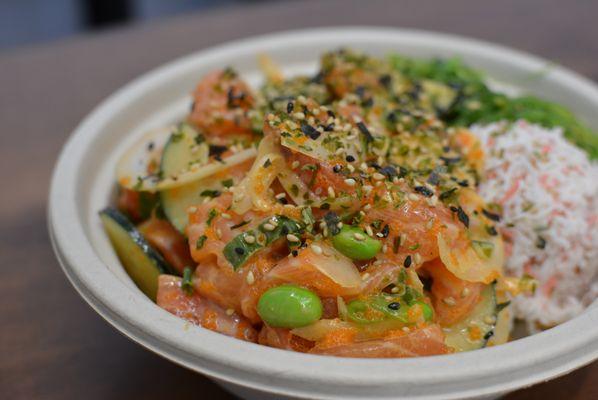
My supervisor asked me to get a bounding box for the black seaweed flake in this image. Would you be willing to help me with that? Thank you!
[301,123,321,140]
[380,224,390,238]
[209,145,228,157]
[230,220,251,229]
[414,186,434,197]
[455,206,469,228]
[486,225,498,236]
[440,156,462,165]
[536,236,547,249]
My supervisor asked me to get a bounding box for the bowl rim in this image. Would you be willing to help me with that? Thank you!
[49,26,598,399]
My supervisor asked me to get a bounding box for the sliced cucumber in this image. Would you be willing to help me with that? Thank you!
[100,207,172,301]
[160,123,210,232]
[444,284,497,352]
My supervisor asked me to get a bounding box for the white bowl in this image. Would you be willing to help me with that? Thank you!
[49,27,598,400]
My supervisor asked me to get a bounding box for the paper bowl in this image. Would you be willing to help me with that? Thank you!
[49,27,598,400]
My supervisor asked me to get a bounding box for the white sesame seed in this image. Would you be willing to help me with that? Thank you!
[400,233,407,245]
[443,297,457,306]
[275,192,286,200]
[353,232,366,241]
[484,315,497,325]
[362,185,373,193]
[360,162,369,172]
[361,273,371,281]
[246,271,255,285]
[293,112,305,119]
[363,204,372,211]
[365,226,374,236]
[263,223,275,231]
[372,172,385,181]
[391,286,399,293]
[344,178,356,186]
[327,186,336,198]
[311,244,323,255]
[226,308,235,316]
[221,213,231,219]
[414,253,422,264]
[291,160,300,169]
[408,193,419,201]
[244,235,256,244]
[461,287,471,298]
[347,165,355,173]
[286,234,300,242]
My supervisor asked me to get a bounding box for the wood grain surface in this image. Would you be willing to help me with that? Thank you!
[1,0,597,398]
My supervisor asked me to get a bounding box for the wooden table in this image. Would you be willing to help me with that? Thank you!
[1,0,597,398]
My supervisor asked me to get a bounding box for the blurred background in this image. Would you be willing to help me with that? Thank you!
[0,0,271,51]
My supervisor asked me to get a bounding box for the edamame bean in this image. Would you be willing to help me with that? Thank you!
[332,225,382,260]
[257,285,322,328]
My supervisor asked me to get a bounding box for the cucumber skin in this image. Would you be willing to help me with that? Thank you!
[100,207,173,300]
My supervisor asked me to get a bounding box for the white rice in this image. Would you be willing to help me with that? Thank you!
[470,120,598,332]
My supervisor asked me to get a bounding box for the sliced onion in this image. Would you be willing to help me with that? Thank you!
[438,232,503,284]
[304,243,362,290]
[231,135,281,214]
[116,126,173,189]
[291,319,352,342]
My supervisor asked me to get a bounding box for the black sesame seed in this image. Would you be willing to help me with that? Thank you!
[403,255,412,268]
[291,250,299,257]
[287,102,294,114]
[345,155,356,162]
[440,156,462,165]
[320,203,331,210]
[456,206,470,228]
[483,330,495,341]
[486,225,498,236]
[327,110,336,119]
[482,209,501,222]
[380,224,390,238]
[414,186,434,197]
[388,302,400,310]
[536,236,547,249]
[356,121,374,143]
[332,164,343,173]
[379,74,392,88]
[234,247,245,255]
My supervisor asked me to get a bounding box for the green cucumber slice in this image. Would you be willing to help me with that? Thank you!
[444,283,497,352]
[159,123,210,232]
[100,207,172,301]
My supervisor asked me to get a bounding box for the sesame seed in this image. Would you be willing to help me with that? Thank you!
[244,235,256,244]
[372,172,385,181]
[246,271,255,285]
[414,253,422,264]
[365,226,374,236]
[361,273,371,281]
[311,244,323,255]
[293,112,305,119]
[263,223,275,231]
[344,178,356,186]
[226,308,235,316]
[221,213,231,219]
[275,192,286,200]
[347,165,355,173]
[336,222,343,229]
[353,232,366,241]
[408,193,419,201]
[286,234,300,242]
[360,162,369,172]
[291,160,300,169]
[443,297,457,306]
[363,204,372,210]
[461,287,471,298]
[327,187,336,198]
[484,315,497,325]
[362,185,373,193]
[215,228,222,239]
[391,286,399,293]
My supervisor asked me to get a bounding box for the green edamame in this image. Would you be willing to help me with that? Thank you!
[332,225,382,260]
[257,285,323,328]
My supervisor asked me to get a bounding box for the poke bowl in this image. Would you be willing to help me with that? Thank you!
[49,27,598,399]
